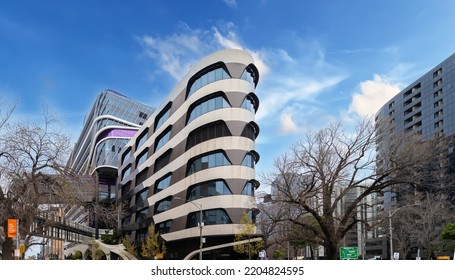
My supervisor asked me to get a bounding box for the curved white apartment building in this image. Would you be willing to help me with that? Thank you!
[118,49,261,259]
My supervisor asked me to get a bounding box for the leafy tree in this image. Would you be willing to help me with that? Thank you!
[141,225,166,259]
[440,222,455,253]
[122,234,138,258]
[71,251,83,260]
[101,229,119,245]
[261,119,440,259]
[272,249,285,260]
[441,222,455,240]
[234,211,264,259]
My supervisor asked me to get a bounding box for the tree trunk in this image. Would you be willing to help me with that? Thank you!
[2,220,14,260]
[325,240,339,260]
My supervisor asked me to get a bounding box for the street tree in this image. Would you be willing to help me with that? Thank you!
[391,192,455,259]
[121,234,138,258]
[260,119,438,259]
[233,211,264,259]
[255,192,285,252]
[0,108,89,259]
[440,222,455,240]
[141,225,166,259]
[440,222,455,253]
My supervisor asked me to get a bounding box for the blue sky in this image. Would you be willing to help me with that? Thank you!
[1,0,455,181]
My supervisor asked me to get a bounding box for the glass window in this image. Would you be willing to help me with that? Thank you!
[207,71,215,83]
[155,173,172,193]
[242,181,255,196]
[136,150,148,168]
[241,123,257,141]
[241,68,255,84]
[121,182,131,197]
[155,197,172,214]
[187,151,231,175]
[135,208,148,223]
[155,128,171,152]
[155,105,171,131]
[215,68,222,80]
[154,149,172,173]
[136,188,148,208]
[187,180,232,201]
[135,227,148,243]
[186,209,232,228]
[121,165,131,181]
[187,67,231,98]
[241,96,256,113]
[122,216,131,227]
[241,153,255,168]
[187,96,230,124]
[156,220,172,234]
[135,167,149,187]
[121,147,131,165]
[136,129,148,150]
[186,121,232,151]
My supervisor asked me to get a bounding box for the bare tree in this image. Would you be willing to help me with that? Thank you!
[390,192,455,259]
[261,118,438,259]
[0,108,88,259]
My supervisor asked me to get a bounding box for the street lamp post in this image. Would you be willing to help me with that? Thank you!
[388,205,409,260]
[388,209,394,260]
[175,197,203,260]
[197,204,203,261]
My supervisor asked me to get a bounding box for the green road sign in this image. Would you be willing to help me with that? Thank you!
[339,247,358,260]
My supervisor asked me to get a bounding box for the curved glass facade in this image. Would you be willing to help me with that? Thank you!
[187,67,231,98]
[187,180,232,201]
[187,151,231,175]
[187,96,230,124]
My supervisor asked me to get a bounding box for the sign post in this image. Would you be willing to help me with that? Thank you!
[7,219,17,238]
[339,247,358,260]
[8,219,21,259]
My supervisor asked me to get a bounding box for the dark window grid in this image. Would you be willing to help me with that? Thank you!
[186,122,231,151]
[187,152,231,175]
[187,180,232,201]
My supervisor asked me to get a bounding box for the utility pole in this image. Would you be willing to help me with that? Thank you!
[94,171,99,240]
[174,197,203,260]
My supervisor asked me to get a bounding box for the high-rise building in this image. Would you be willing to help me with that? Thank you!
[117,49,261,259]
[66,89,155,229]
[375,52,455,208]
[373,52,455,259]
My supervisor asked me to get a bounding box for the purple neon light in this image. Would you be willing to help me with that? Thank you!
[96,129,137,142]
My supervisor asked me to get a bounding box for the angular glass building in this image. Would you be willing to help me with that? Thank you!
[117,49,261,259]
[66,89,155,228]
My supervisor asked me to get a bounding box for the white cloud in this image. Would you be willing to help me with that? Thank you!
[349,74,401,117]
[138,22,347,136]
[137,23,211,80]
[279,112,299,134]
[223,0,237,8]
